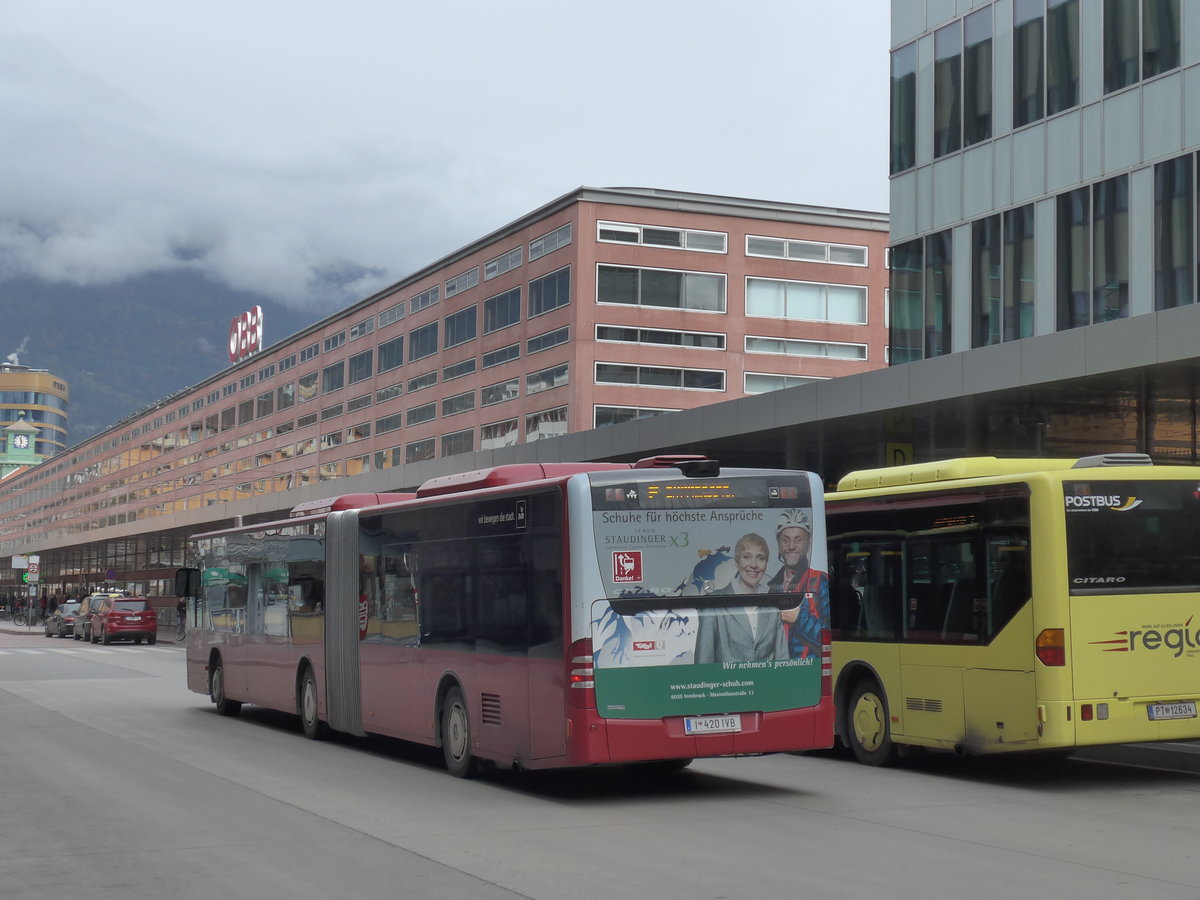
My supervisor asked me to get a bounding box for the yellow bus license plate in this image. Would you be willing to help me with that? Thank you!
[1147,701,1197,721]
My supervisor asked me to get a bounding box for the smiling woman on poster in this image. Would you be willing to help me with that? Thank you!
[693,532,788,663]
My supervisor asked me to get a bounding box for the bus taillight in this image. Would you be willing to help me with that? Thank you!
[567,638,596,709]
[1035,628,1066,666]
[820,628,832,698]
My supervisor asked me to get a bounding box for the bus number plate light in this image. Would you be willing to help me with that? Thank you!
[684,715,742,735]
[1147,701,1197,721]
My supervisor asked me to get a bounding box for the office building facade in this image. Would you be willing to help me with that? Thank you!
[0,187,887,597]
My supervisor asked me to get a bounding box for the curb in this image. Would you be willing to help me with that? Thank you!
[1072,741,1200,775]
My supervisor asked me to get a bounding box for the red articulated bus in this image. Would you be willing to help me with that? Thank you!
[177,456,833,776]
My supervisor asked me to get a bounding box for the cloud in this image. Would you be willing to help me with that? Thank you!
[0,4,890,309]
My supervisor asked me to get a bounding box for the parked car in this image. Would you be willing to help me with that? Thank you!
[91,596,158,645]
[44,601,82,638]
[74,592,126,642]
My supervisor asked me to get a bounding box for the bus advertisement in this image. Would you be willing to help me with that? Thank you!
[178,456,833,777]
[826,453,1200,765]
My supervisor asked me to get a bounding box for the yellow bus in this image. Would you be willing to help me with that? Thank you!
[827,453,1200,765]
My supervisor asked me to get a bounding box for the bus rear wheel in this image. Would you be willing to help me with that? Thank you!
[846,677,897,767]
[211,658,242,717]
[441,686,477,778]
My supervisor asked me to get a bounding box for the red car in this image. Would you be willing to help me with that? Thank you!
[91,597,158,645]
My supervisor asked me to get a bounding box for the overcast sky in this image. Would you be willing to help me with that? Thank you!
[0,1,890,314]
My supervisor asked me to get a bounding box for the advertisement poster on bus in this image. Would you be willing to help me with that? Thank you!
[588,475,828,720]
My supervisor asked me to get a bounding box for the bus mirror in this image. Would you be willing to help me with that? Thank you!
[175,568,201,598]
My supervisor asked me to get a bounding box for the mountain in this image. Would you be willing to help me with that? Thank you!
[1,272,342,444]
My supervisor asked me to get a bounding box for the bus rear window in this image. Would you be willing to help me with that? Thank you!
[1065,480,1200,594]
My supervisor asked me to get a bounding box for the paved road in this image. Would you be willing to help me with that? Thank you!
[3,630,1200,899]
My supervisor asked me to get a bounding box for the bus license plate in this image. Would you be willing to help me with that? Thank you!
[684,715,742,735]
[1147,701,1197,721]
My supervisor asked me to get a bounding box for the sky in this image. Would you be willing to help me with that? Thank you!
[0,1,891,316]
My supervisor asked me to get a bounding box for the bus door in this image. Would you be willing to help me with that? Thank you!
[202,566,251,696]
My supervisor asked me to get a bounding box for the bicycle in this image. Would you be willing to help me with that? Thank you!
[13,610,44,628]
[175,617,186,641]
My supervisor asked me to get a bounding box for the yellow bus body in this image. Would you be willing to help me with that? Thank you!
[828,454,1200,762]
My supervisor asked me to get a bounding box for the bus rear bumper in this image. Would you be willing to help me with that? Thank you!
[566,703,834,765]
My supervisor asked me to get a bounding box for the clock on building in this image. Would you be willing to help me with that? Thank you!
[12,434,30,449]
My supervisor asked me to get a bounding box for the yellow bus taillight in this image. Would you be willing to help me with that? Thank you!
[1036,628,1066,666]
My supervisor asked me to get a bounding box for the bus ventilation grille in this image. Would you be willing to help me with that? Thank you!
[481,693,502,726]
[906,697,943,713]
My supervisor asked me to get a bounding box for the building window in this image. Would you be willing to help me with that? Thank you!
[237,399,254,425]
[744,373,825,394]
[347,393,373,413]
[277,382,296,411]
[297,412,318,429]
[348,349,373,385]
[595,363,725,391]
[745,277,867,324]
[745,336,867,360]
[406,402,436,427]
[480,418,518,449]
[322,361,345,394]
[1047,0,1080,115]
[378,301,405,328]
[933,22,962,157]
[407,371,437,393]
[529,222,572,260]
[745,236,868,267]
[1105,0,1179,93]
[593,405,678,428]
[409,322,439,361]
[525,406,567,441]
[971,205,1035,347]
[963,8,993,146]
[596,324,725,349]
[1056,176,1130,329]
[483,287,521,333]
[441,390,475,417]
[349,317,374,341]
[890,41,917,173]
[527,363,568,395]
[376,383,402,403]
[255,391,274,418]
[529,266,571,317]
[441,428,474,457]
[444,267,479,298]
[297,372,319,403]
[597,221,727,253]
[321,404,343,421]
[484,247,522,280]
[598,265,725,312]
[347,422,371,441]
[1154,154,1195,310]
[406,438,435,464]
[482,343,520,369]
[240,374,255,390]
[257,363,276,381]
[323,331,346,353]
[443,305,477,349]
[1016,0,1080,126]
[442,358,477,381]
[888,232,952,364]
[278,354,297,373]
[299,342,320,362]
[410,285,439,314]
[527,326,568,354]
[482,377,520,406]
[378,335,404,372]
[376,412,404,435]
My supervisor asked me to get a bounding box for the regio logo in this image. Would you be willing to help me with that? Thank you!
[1089,615,1199,657]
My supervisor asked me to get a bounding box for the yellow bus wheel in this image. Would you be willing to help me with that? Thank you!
[847,678,898,767]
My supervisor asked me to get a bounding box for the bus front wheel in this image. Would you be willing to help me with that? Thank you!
[441,686,477,778]
[211,658,242,717]
[846,678,897,767]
